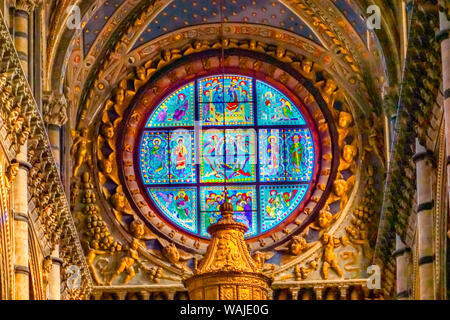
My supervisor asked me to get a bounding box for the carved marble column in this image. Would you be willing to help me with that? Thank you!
[43,92,68,172]
[42,92,67,300]
[47,246,62,300]
[12,141,31,300]
[437,1,450,240]
[12,0,36,76]
[393,235,411,300]
[413,140,435,300]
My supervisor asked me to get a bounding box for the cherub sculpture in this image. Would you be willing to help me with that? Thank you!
[321,233,344,280]
[109,239,141,285]
[70,128,91,177]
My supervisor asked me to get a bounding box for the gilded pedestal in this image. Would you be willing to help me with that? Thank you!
[184,198,271,300]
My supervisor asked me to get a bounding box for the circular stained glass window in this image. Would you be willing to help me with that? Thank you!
[138,74,317,239]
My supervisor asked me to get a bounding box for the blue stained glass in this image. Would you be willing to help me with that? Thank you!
[199,75,254,126]
[146,82,195,128]
[138,74,319,240]
[200,102,254,126]
[259,129,286,182]
[223,75,253,103]
[148,187,197,233]
[199,75,253,103]
[256,80,306,126]
[285,128,315,182]
[139,131,170,184]
[200,186,257,238]
[169,130,196,183]
[200,129,225,183]
[200,129,256,183]
[260,185,309,232]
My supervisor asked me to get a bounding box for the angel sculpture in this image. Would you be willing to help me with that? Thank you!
[252,251,276,272]
[70,128,91,177]
[158,241,196,272]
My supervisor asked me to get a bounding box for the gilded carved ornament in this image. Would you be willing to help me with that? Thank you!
[70,128,91,178]
[73,35,381,289]
[43,92,68,127]
[13,0,37,13]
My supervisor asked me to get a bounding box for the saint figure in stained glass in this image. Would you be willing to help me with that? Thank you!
[290,134,304,173]
[138,74,318,239]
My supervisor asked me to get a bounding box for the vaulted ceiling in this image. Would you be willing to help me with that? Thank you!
[45,0,402,128]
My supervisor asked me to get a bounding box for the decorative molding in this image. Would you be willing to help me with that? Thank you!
[396,289,410,299]
[418,255,435,266]
[392,247,411,258]
[417,200,435,213]
[435,28,450,43]
[11,158,32,171]
[412,150,434,164]
[13,211,29,222]
[14,264,30,275]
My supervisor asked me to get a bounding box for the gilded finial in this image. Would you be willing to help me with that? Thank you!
[219,187,233,219]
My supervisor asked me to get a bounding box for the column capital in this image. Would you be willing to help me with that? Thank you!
[42,91,68,126]
[13,0,38,13]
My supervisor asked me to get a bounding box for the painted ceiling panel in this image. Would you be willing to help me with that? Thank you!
[83,0,125,55]
[132,0,321,50]
[80,0,374,58]
[332,0,368,45]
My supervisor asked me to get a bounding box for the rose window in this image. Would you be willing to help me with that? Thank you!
[137,74,318,239]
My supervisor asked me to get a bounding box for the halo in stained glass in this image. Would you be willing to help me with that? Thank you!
[199,75,254,126]
[169,130,196,183]
[145,82,195,128]
[285,128,314,182]
[256,80,306,126]
[200,129,256,183]
[200,186,257,238]
[137,73,319,241]
[259,129,286,182]
[139,131,170,184]
[148,187,197,233]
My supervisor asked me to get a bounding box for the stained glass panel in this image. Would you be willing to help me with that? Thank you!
[200,129,225,183]
[259,129,286,182]
[200,129,256,183]
[146,82,195,128]
[256,80,306,126]
[260,185,309,232]
[138,74,319,240]
[200,186,257,238]
[139,131,170,184]
[199,75,254,126]
[199,75,253,103]
[148,187,197,233]
[169,130,196,183]
[285,128,314,182]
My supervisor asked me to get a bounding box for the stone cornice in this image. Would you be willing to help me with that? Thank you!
[0,9,92,299]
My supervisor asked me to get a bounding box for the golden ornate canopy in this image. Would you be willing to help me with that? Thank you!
[184,195,272,300]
